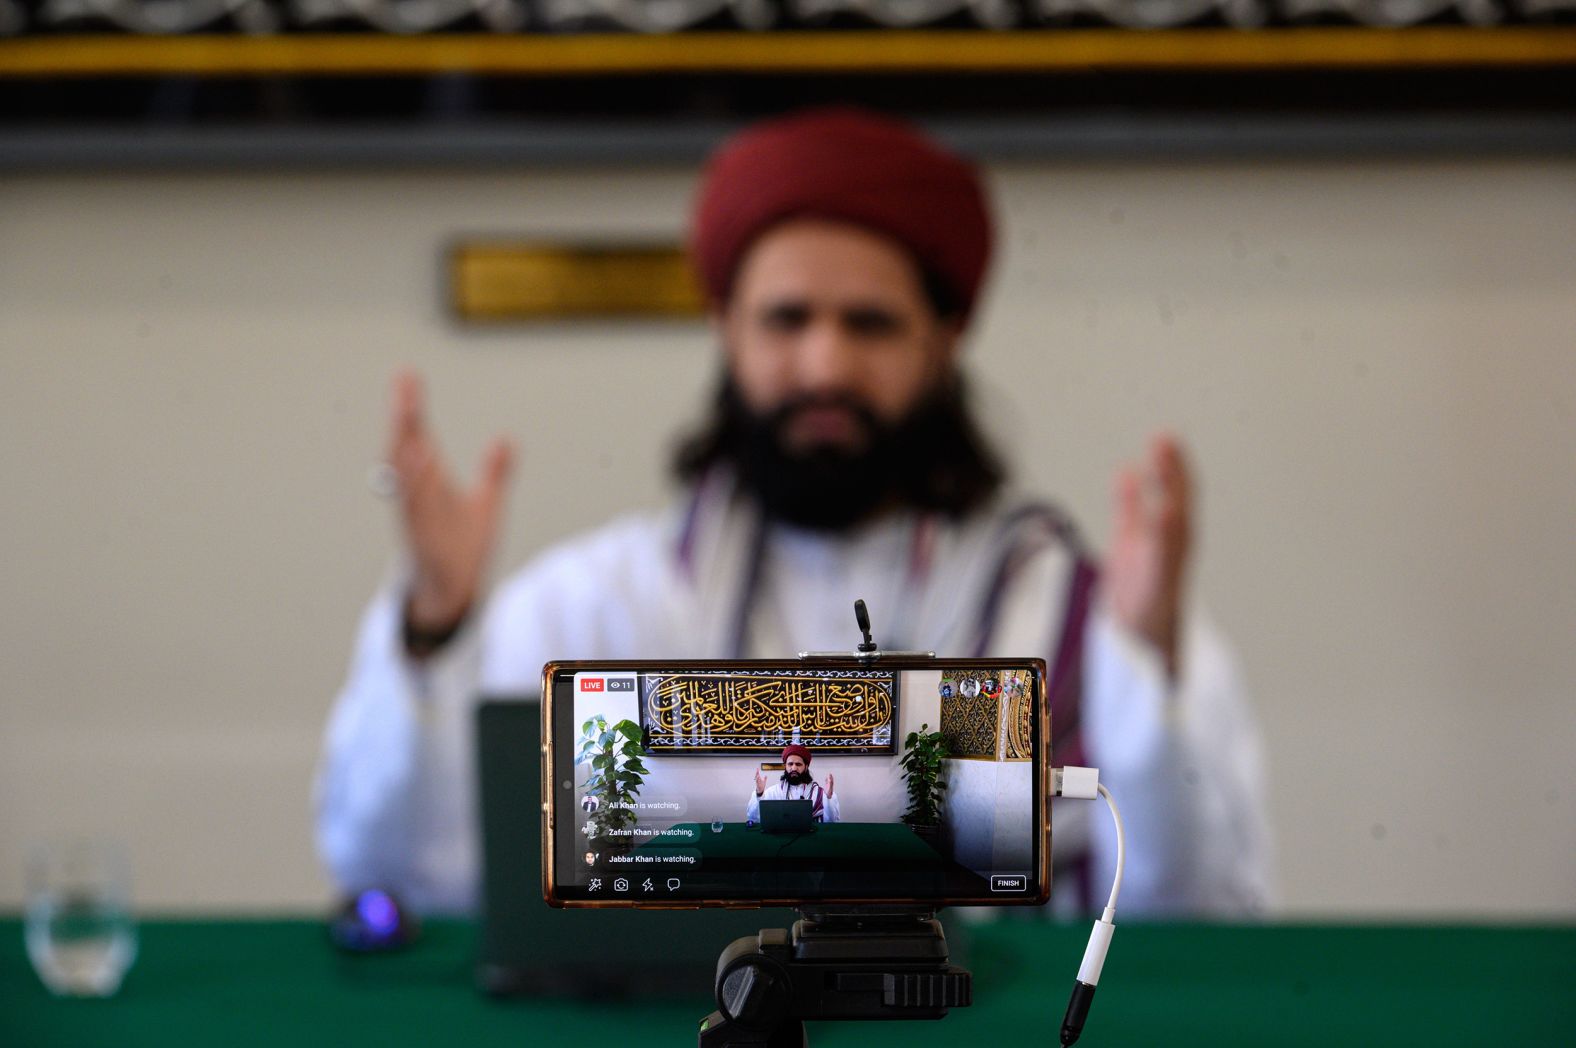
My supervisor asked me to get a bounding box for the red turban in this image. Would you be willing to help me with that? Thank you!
[690,107,993,322]
[781,744,812,766]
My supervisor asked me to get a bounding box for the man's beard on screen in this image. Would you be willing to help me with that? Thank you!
[672,375,1005,532]
[783,771,812,787]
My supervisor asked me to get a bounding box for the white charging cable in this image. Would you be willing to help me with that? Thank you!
[1051,766,1125,1046]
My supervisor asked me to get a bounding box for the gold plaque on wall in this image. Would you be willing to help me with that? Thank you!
[450,241,706,321]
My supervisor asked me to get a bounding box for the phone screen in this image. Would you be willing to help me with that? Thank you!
[543,658,1049,908]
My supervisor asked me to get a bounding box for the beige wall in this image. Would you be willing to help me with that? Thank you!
[2,159,1572,917]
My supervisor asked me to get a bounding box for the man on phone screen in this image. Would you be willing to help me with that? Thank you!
[747,745,840,825]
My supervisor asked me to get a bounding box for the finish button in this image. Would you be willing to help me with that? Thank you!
[990,874,1028,892]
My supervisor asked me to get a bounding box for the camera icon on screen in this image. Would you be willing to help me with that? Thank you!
[613,878,630,892]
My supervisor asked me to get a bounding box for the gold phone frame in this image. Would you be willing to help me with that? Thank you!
[541,656,1051,909]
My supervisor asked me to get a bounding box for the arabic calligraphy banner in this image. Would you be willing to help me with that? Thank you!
[642,668,899,755]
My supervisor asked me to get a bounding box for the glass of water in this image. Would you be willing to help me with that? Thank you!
[24,839,138,997]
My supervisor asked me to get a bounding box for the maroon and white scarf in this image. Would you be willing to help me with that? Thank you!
[780,779,828,821]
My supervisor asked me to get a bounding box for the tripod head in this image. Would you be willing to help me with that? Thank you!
[700,907,970,1048]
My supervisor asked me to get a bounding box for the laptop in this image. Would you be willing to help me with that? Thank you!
[474,698,784,998]
[758,799,816,835]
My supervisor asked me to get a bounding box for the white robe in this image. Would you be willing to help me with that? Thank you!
[314,483,1273,916]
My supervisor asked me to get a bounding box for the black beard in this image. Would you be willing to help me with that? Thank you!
[783,772,811,787]
[672,375,1005,532]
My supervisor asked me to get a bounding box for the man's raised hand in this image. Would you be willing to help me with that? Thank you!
[387,369,514,636]
[1104,433,1192,680]
[754,769,767,796]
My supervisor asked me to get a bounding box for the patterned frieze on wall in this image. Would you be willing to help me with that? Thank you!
[5,0,1566,36]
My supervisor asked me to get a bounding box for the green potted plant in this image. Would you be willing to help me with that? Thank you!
[900,723,948,848]
[576,716,649,854]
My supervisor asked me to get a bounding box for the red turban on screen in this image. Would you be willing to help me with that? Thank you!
[781,744,812,766]
[690,108,994,322]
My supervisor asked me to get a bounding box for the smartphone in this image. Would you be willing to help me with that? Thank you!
[542,657,1050,908]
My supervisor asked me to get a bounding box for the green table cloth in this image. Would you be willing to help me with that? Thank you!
[3,918,1570,1046]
